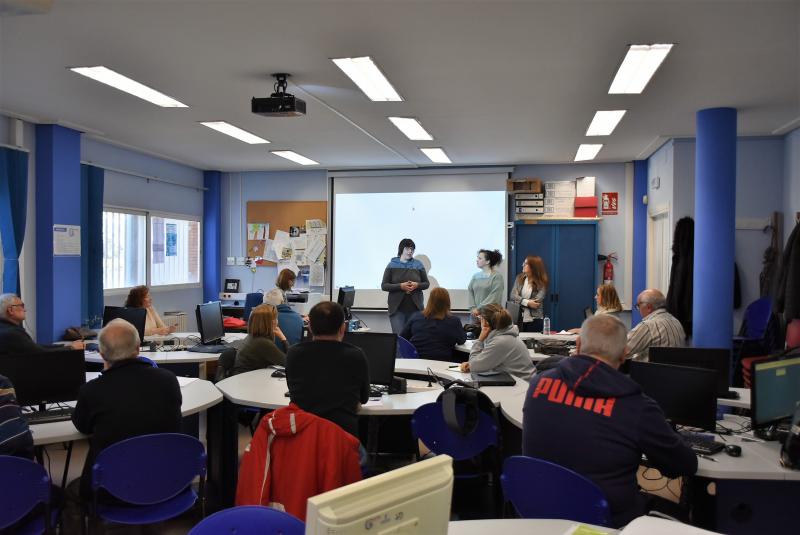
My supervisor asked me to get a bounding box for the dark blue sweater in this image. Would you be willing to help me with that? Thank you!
[400,312,466,361]
[276,304,304,346]
[522,355,697,527]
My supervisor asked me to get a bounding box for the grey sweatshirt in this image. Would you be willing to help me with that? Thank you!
[468,325,534,381]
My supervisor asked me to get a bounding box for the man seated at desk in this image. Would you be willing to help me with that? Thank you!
[0,293,84,354]
[69,319,182,501]
[285,301,369,438]
[522,314,697,527]
[626,289,686,361]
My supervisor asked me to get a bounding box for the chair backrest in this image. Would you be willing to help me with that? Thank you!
[397,336,419,359]
[0,455,51,530]
[740,297,773,339]
[92,433,207,505]
[216,348,238,382]
[786,319,800,350]
[137,356,158,367]
[411,401,498,461]
[243,292,264,322]
[188,505,304,535]
[501,455,610,526]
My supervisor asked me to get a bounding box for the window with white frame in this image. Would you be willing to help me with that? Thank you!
[102,208,200,291]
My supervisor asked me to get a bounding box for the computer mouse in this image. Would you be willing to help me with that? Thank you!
[725,444,742,457]
[271,370,286,378]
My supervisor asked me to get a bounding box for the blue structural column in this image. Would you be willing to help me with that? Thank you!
[693,108,737,348]
[35,125,82,344]
[631,160,648,326]
[203,171,222,303]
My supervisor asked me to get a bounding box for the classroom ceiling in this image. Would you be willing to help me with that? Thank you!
[1,0,798,172]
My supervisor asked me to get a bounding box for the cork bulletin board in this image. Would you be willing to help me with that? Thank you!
[246,201,327,266]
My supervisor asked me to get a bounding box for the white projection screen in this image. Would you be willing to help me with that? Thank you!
[331,171,509,311]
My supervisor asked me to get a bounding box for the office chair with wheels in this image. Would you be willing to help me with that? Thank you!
[89,433,206,531]
[188,506,304,535]
[397,336,419,359]
[242,293,264,322]
[501,455,610,526]
[0,455,53,534]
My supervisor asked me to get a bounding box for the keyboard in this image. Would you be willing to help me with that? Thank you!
[23,407,74,425]
[680,432,725,455]
[369,384,388,397]
[187,343,229,353]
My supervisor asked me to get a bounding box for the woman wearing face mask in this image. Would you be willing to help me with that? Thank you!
[381,238,430,334]
[510,255,549,332]
[467,249,504,320]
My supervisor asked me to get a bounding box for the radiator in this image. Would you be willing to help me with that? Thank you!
[163,311,187,332]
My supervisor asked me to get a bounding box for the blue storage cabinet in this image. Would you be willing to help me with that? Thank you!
[510,220,598,331]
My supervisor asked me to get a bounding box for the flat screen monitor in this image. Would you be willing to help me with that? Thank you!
[629,361,717,431]
[0,349,86,406]
[649,347,731,397]
[752,356,800,428]
[337,286,355,317]
[102,306,146,343]
[505,301,521,327]
[343,332,397,386]
[196,301,225,345]
[305,455,453,535]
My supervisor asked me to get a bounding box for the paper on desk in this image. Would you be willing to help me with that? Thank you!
[177,377,198,387]
[563,525,609,535]
[364,398,384,407]
[310,263,325,286]
[618,516,719,535]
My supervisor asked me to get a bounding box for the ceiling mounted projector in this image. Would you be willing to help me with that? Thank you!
[252,73,306,117]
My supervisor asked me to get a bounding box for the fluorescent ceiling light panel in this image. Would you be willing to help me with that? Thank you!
[388,117,433,140]
[574,144,603,162]
[586,110,627,136]
[271,150,318,166]
[331,56,403,101]
[69,66,187,107]
[420,147,451,164]
[608,44,674,94]
[200,121,270,144]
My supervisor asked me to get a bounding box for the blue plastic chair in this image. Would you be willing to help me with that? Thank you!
[243,293,264,322]
[397,336,419,359]
[188,506,304,535]
[90,433,206,529]
[411,401,498,461]
[0,455,52,535]
[501,455,610,526]
[137,356,158,367]
[735,297,773,342]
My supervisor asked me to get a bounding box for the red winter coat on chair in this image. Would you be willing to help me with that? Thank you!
[235,403,362,520]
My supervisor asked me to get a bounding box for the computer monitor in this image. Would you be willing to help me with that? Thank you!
[195,301,225,345]
[752,356,800,428]
[102,306,146,342]
[305,454,453,535]
[649,347,731,397]
[629,361,717,431]
[0,349,86,406]
[505,301,522,327]
[343,332,397,386]
[337,286,355,319]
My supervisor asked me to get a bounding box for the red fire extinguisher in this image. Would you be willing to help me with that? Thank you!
[600,253,617,285]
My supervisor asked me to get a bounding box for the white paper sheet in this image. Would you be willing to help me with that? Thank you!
[272,230,293,260]
[306,219,327,236]
[305,235,326,263]
[53,224,81,256]
[310,263,325,287]
[277,260,299,275]
[263,239,279,262]
[290,235,307,250]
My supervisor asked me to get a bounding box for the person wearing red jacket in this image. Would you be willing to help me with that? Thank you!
[235,403,362,520]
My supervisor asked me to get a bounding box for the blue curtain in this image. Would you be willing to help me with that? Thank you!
[0,147,29,296]
[81,164,105,325]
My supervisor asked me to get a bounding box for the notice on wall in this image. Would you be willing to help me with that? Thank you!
[152,217,165,263]
[601,192,619,216]
[166,223,177,256]
[310,263,325,287]
[53,224,81,256]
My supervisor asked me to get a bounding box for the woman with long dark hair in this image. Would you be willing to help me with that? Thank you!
[509,255,548,332]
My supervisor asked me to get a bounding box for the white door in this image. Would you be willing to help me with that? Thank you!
[647,204,671,294]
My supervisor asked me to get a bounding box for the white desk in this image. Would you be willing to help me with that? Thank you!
[448,519,616,534]
[215,358,529,416]
[717,387,750,410]
[30,374,222,446]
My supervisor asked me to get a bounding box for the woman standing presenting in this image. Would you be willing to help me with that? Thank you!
[510,255,548,332]
[467,249,505,320]
[382,238,430,334]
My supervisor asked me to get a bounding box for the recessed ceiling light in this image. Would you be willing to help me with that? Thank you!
[586,110,627,136]
[574,144,603,162]
[331,56,403,101]
[420,147,451,164]
[608,44,674,94]
[271,150,318,166]
[388,117,433,141]
[69,66,188,107]
[200,121,270,144]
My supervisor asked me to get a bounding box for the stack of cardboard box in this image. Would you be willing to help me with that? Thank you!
[544,180,576,217]
[509,178,545,220]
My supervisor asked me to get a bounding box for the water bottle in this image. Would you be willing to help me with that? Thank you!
[542,316,551,335]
